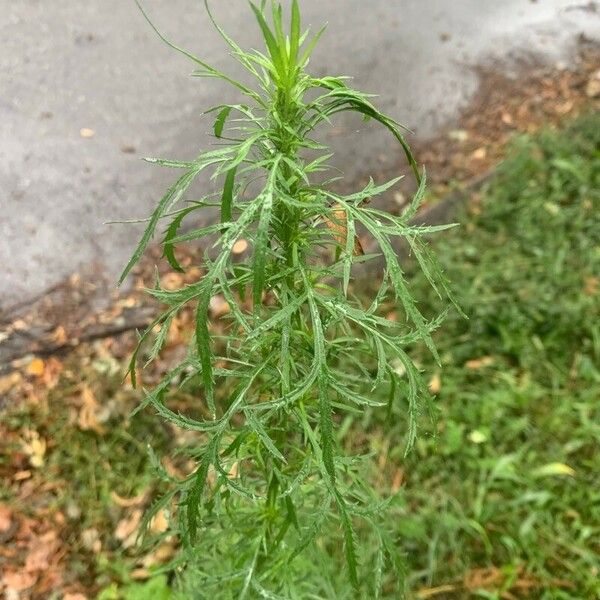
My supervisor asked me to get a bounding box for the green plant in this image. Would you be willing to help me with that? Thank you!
[122,1,454,596]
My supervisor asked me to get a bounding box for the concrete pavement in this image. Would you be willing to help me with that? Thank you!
[1,0,599,305]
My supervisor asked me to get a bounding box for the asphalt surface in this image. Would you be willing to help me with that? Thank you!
[1,0,599,306]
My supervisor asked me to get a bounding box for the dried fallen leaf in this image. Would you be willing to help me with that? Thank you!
[12,319,28,331]
[428,373,441,394]
[501,112,514,125]
[52,325,68,345]
[78,385,106,435]
[391,469,404,493]
[25,531,58,572]
[471,147,487,161]
[448,129,469,142]
[26,358,45,377]
[0,505,12,533]
[2,571,37,592]
[160,272,184,291]
[555,100,574,115]
[324,203,365,257]
[228,462,239,480]
[584,276,598,296]
[21,431,47,468]
[393,191,406,207]
[585,70,600,98]
[81,528,102,553]
[0,372,22,394]
[115,509,143,548]
[416,584,458,599]
[150,509,169,534]
[130,568,150,580]
[232,239,249,254]
[465,356,494,370]
[142,540,177,567]
[463,566,505,590]
[209,295,230,318]
[111,489,148,508]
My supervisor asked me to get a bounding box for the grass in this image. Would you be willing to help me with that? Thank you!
[370,111,600,598]
[1,110,598,598]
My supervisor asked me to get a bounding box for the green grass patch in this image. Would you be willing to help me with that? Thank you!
[373,111,600,598]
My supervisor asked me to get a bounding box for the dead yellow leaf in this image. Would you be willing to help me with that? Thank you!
[416,584,459,599]
[471,147,487,160]
[81,528,102,553]
[324,204,365,257]
[232,239,249,254]
[0,504,12,533]
[78,385,106,435]
[584,276,598,296]
[428,373,441,394]
[130,568,150,580]
[0,371,22,394]
[14,470,32,481]
[150,509,169,534]
[142,540,177,568]
[21,431,46,468]
[160,272,184,291]
[391,469,404,493]
[2,571,37,592]
[115,509,143,548]
[11,319,28,331]
[209,295,230,318]
[111,489,148,508]
[26,358,45,377]
[465,356,494,370]
[25,531,58,572]
[228,461,239,480]
[52,326,68,345]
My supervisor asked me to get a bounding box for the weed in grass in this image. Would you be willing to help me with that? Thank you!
[122,1,453,596]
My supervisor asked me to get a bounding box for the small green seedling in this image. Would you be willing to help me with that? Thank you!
[122,1,454,596]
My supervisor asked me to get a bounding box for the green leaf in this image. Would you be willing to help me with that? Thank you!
[135,0,264,105]
[162,204,203,272]
[221,167,237,225]
[245,410,286,463]
[299,25,326,67]
[196,276,217,416]
[249,2,284,79]
[246,292,307,340]
[214,106,233,138]
[289,0,301,68]
[142,157,196,168]
[335,490,359,589]
[318,368,335,483]
[168,222,230,246]
[119,168,198,285]
[252,159,280,308]
[186,437,218,543]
